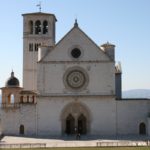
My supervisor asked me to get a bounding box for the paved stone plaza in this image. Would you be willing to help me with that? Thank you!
[1,136,150,148]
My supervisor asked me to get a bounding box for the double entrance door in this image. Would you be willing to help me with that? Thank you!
[65,114,87,135]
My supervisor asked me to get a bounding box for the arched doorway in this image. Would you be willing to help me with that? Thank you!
[78,114,87,134]
[61,102,91,135]
[19,125,24,135]
[65,114,75,135]
[139,122,146,135]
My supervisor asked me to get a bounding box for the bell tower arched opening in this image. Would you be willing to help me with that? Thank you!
[28,20,33,34]
[35,20,41,34]
[43,20,48,34]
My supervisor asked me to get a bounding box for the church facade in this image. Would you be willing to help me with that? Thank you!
[0,11,150,137]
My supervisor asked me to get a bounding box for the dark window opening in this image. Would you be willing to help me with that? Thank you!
[65,114,75,135]
[71,48,81,58]
[139,122,146,135]
[35,20,41,34]
[43,20,48,34]
[29,43,33,51]
[35,44,38,51]
[35,43,41,51]
[29,21,33,34]
[19,125,24,135]
[32,96,35,103]
[78,114,87,134]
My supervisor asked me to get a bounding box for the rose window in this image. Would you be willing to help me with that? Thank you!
[64,67,89,91]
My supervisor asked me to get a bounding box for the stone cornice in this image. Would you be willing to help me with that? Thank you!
[23,35,51,39]
[38,60,114,64]
[37,93,115,98]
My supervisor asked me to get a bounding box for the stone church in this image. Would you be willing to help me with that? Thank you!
[0,11,150,137]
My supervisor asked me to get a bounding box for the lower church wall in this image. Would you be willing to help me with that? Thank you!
[0,105,36,136]
[0,109,20,135]
[20,105,36,136]
[1,98,150,137]
[37,97,150,137]
[117,100,149,135]
[37,97,70,136]
[82,97,116,136]
[37,96,117,136]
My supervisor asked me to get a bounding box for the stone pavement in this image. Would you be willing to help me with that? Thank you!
[0,135,150,147]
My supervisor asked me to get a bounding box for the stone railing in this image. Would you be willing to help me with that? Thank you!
[0,103,20,109]
[0,143,46,148]
[96,141,150,147]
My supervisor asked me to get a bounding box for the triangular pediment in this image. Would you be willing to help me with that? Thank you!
[42,26,111,62]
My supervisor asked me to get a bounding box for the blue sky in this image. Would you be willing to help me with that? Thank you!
[0,0,150,91]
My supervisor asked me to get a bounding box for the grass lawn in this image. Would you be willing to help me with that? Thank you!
[1,147,150,150]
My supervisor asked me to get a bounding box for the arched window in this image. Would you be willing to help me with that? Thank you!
[29,43,33,51]
[139,122,146,135]
[27,96,29,103]
[19,125,24,135]
[43,20,48,34]
[29,21,33,34]
[8,94,14,104]
[35,43,38,51]
[35,20,41,34]
[35,43,41,51]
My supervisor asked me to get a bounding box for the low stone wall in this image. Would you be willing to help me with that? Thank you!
[0,143,46,149]
[97,141,150,147]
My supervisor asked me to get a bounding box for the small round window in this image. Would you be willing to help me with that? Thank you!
[71,48,81,58]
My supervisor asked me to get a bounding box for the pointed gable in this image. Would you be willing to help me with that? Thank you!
[42,25,111,62]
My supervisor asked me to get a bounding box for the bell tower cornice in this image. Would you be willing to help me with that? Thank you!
[22,12,57,21]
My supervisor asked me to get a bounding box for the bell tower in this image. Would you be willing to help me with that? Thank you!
[22,12,57,91]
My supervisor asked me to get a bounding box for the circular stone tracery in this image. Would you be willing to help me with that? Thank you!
[64,67,89,91]
[66,70,85,89]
